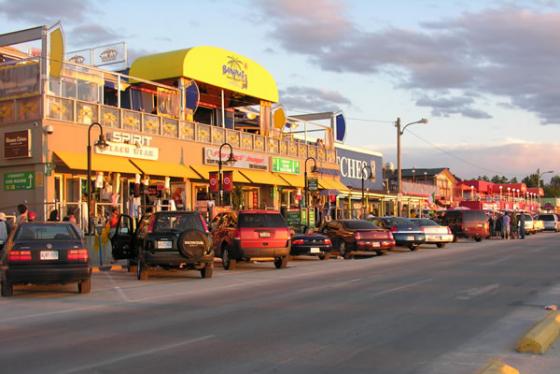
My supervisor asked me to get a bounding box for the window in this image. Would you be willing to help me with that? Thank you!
[153,213,204,232]
[15,223,80,241]
[238,213,287,228]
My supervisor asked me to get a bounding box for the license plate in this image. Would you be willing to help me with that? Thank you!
[259,231,271,238]
[406,236,414,241]
[157,240,172,249]
[40,250,58,260]
[372,242,380,247]
[310,247,320,253]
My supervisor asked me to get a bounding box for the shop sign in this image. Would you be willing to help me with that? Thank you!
[223,171,233,192]
[98,131,158,160]
[336,146,383,191]
[204,147,268,171]
[4,130,31,159]
[307,178,318,191]
[271,157,300,174]
[66,42,127,67]
[4,171,34,191]
[222,56,248,89]
[0,62,40,100]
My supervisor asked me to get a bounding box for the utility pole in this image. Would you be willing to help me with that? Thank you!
[396,117,402,216]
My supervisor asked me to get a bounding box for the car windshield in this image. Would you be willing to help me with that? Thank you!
[341,220,380,230]
[153,213,204,232]
[538,214,555,221]
[15,223,80,241]
[238,213,287,228]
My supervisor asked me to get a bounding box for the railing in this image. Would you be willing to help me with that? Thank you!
[36,94,336,162]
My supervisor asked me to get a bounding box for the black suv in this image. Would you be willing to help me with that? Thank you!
[111,211,214,280]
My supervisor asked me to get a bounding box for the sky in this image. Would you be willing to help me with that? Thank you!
[1,0,559,181]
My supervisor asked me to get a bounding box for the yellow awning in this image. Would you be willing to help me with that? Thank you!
[319,177,349,192]
[128,159,199,179]
[129,46,279,102]
[54,151,140,174]
[238,170,289,186]
[277,173,305,188]
[189,164,250,183]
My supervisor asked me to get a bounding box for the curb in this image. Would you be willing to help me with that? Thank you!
[476,359,518,374]
[516,311,560,354]
[92,265,126,273]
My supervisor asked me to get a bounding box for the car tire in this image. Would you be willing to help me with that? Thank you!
[1,280,13,297]
[475,236,482,242]
[274,256,288,269]
[78,279,91,294]
[222,248,237,270]
[376,250,384,256]
[137,258,148,280]
[409,244,418,251]
[319,253,329,260]
[436,243,445,248]
[178,230,209,261]
[200,263,214,279]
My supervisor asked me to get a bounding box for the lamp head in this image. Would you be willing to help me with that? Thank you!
[310,165,319,174]
[95,134,109,149]
[227,150,235,163]
[418,118,428,124]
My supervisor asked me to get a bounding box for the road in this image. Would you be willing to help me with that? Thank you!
[1,233,560,373]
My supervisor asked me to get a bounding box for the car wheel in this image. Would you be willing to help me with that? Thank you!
[274,256,288,269]
[319,253,329,260]
[78,279,91,294]
[409,244,418,251]
[376,250,384,256]
[200,263,214,279]
[475,236,482,242]
[436,243,445,248]
[222,248,237,270]
[136,258,148,280]
[1,280,13,297]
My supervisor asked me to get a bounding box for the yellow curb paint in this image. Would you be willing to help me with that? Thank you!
[516,311,560,354]
[91,265,125,273]
[476,359,519,374]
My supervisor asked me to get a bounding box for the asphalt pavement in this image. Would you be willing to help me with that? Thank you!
[1,233,560,373]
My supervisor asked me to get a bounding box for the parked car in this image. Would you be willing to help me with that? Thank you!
[535,214,560,232]
[517,213,535,235]
[373,217,425,250]
[211,210,291,270]
[410,218,454,248]
[290,229,333,260]
[533,216,545,232]
[111,211,214,280]
[321,219,395,259]
[0,222,91,297]
[441,209,489,242]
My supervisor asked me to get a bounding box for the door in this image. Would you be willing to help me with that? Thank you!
[111,214,135,260]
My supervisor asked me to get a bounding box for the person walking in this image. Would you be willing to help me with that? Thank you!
[495,213,502,239]
[488,214,495,239]
[502,213,511,240]
[519,213,526,239]
[16,203,28,225]
[510,212,518,239]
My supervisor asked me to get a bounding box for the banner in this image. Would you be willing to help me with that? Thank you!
[0,63,40,100]
[223,171,233,192]
[209,171,219,193]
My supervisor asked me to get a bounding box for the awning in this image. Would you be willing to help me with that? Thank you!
[277,173,305,188]
[238,170,289,186]
[319,177,349,192]
[128,159,199,179]
[189,164,250,183]
[129,46,278,102]
[54,151,140,174]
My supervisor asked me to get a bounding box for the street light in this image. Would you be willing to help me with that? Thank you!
[304,157,318,229]
[361,164,373,218]
[86,122,109,235]
[218,142,235,206]
[396,117,428,217]
[537,169,554,211]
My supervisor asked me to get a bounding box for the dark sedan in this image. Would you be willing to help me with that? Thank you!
[373,217,426,251]
[290,232,332,260]
[0,222,91,297]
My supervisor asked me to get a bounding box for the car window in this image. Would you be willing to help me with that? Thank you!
[538,214,555,221]
[462,211,486,223]
[238,213,287,228]
[341,220,379,230]
[416,219,438,226]
[153,213,204,232]
[15,223,80,241]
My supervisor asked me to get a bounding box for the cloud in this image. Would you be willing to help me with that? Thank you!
[256,3,560,124]
[68,24,121,46]
[416,95,492,119]
[0,0,95,24]
[280,85,352,113]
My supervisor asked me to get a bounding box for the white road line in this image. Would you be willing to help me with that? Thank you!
[457,283,500,300]
[62,335,214,374]
[1,305,106,323]
[481,256,514,266]
[103,272,132,302]
[370,278,433,297]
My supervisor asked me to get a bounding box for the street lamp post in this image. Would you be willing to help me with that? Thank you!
[218,142,235,206]
[537,168,554,212]
[304,157,317,229]
[86,122,109,235]
[396,117,428,217]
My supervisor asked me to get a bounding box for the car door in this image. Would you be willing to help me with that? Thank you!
[111,214,136,260]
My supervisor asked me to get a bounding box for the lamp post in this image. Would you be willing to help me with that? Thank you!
[537,169,554,211]
[304,157,317,229]
[218,142,235,206]
[361,164,372,218]
[499,185,503,205]
[424,171,428,183]
[86,122,109,235]
[470,185,474,201]
[396,117,428,217]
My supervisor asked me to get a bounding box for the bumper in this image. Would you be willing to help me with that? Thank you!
[393,233,425,245]
[233,241,290,259]
[291,245,332,256]
[355,240,395,251]
[4,265,91,285]
[143,251,214,267]
[425,234,454,243]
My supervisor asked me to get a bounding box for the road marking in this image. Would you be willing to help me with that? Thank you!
[1,305,106,322]
[457,283,500,300]
[103,272,132,302]
[481,256,514,266]
[370,278,433,297]
[61,335,214,373]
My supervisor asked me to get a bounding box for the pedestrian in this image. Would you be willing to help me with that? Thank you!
[510,212,518,239]
[48,209,59,221]
[488,214,495,239]
[495,213,502,239]
[108,207,120,237]
[0,212,11,250]
[519,213,526,239]
[16,203,28,225]
[27,211,37,222]
[502,213,511,240]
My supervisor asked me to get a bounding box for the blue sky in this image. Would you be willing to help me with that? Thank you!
[1,0,559,180]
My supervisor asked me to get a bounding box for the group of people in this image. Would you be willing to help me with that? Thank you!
[488,211,527,240]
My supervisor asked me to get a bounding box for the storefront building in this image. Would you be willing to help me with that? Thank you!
[0,25,343,228]
[459,180,541,212]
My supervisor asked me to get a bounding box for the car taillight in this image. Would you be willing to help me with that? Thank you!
[8,250,32,262]
[233,229,241,240]
[447,227,452,234]
[199,213,209,233]
[387,232,394,239]
[390,226,398,232]
[67,249,89,262]
[292,239,304,245]
[324,238,332,245]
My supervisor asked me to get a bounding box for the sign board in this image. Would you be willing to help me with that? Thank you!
[209,171,219,193]
[285,210,301,228]
[4,171,34,191]
[271,157,300,174]
[66,42,127,67]
[4,130,31,159]
[95,141,159,160]
[204,147,268,170]
[336,146,384,191]
[223,170,233,192]
[300,209,316,228]
[307,178,318,191]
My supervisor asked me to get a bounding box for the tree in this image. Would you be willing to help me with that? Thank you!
[510,176,518,183]
[522,174,539,187]
[491,175,509,184]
